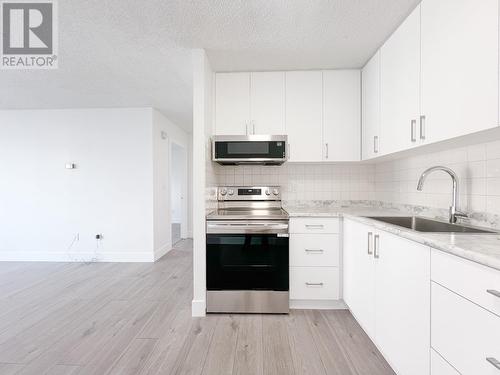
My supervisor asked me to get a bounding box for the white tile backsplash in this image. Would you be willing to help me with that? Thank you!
[208,139,500,220]
[374,139,500,214]
[214,163,376,201]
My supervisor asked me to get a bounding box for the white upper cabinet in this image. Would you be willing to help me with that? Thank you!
[420,0,499,143]
[362,51,381,160]
[323,70,361,161]
[380,5,421,154]
[250,72,285,135]
[215,73,251,135]
[285,71,323,162]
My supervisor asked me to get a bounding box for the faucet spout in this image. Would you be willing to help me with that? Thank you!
[416,166,467,223]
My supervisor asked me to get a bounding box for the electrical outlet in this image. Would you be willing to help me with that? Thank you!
[95,234,103,240]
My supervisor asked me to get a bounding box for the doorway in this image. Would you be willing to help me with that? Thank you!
[170,142,188,246]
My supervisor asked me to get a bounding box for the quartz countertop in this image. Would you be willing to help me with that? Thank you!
[285,205,500,271]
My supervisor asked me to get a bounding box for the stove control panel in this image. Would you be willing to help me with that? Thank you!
[217,186,281,200]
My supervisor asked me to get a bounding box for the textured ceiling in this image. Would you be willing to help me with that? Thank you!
[0,0,421,131]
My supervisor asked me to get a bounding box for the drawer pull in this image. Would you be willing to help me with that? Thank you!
[305,282,324,287]
[367,232,373,255]
[305,224,324,229]
[487,289,500,298]
[487,357,500,370]
[305,249,324,254]
[374,234,380,259]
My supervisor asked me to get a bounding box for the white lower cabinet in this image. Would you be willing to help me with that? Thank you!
[289,218,340,307]
[431,282,500,375]
[343,218,430,375]
[431,349,460,375]
[430,249,500,375]
[289,267,339,300]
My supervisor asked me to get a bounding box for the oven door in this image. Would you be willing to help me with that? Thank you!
[212,135,287,165]
[206,232,289,291]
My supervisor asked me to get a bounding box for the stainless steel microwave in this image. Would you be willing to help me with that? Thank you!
[212,135,287,165]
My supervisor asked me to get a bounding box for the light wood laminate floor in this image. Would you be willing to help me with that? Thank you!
[0,240,395,375]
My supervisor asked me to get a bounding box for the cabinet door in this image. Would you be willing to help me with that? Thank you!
[343,219,375,338]
[374,232,430,375]
[380,6,421,154]
[285,71,323,162]
[323,70,361,161]
[250,72,285,135]
[362,51,381,160]
[215,73,250,135]
[421,0,498,143]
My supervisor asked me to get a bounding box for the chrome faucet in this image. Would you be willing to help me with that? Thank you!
[416,166,468,224]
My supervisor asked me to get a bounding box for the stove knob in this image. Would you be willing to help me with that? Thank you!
[228,189,234,196]
[265,189,271,196]
[273,188,279,196]
[220,188,227,196]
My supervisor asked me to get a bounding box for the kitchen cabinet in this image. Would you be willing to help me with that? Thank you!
[343,218,430,375]
[420,0,499,143]
[430,249,500,374]
[289,217,340,307]
[250,72,285,135]
[215,72,285,135]
[380,5,421,154]
[374,231,430,375]
[361,51,381,160]
[343,219,376,337]
[431,349,460,375]
[215,73,250,135]
[285,71,323,162]
[323,70,361,161]
[432,282,500,375]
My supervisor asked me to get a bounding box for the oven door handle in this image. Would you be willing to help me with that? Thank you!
[207,222,289,234]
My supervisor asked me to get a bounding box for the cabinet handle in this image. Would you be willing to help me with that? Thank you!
[374,234,380,259]
[252,121,255,135]
[305,282,324,287]
[325,143,329,159]
[305,249,324,254]
[487,289,500,298]
[486,357,500,370]
[367,232,373,255]
[245,122,249,135]
[374,136,379,154]
[419,115,426,140]
[305,224,324,229]
[411,119,417,142]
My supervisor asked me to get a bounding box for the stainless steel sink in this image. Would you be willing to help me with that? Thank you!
[365,216,497,234]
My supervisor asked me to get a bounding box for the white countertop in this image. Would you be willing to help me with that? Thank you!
[285,205,500,271]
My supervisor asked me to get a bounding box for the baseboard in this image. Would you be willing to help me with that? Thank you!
[154,243,172,261]
[290,299,348,310]
[191,299,206,317]
[0,251,155,262]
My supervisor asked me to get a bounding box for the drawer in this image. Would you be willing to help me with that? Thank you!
[290,267,339,300]
[290,234,339,267]
[431,282,500,374]
[289,218,339,234]
[431,249,500,317]
[431,349,460,375]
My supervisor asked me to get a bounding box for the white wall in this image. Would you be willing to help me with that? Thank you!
[0,108,154,261]
[192,49,215,317]
[171,144,184,223]
[152,109,191,260]
[0,107,191,262]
